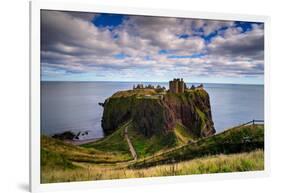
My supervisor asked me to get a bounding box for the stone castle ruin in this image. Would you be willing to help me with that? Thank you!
[169,78,187,94]
[131,78,202,94]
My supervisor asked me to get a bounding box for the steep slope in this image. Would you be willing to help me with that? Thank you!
[125,121,198,158]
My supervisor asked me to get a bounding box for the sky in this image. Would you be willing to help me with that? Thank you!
[41,10,264,84]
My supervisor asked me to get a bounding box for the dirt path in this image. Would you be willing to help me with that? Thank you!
[124,122,138,161]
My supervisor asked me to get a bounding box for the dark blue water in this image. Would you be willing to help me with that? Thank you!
[41,81,264,139]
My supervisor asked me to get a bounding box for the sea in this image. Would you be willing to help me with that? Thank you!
[41,81,264,140]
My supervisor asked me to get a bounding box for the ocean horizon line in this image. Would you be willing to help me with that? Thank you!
[41,80,264,86]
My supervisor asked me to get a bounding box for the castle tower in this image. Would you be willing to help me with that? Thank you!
[169,81,173,93]
[174,79,179,93]
[169,78,186,93]
[178,78,184,93]
[169,79,178,93]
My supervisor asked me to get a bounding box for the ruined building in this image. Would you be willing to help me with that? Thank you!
[169,78,186,93]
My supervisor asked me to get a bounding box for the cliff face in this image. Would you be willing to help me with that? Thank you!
[162,90,215,137]
[101,88,215,137]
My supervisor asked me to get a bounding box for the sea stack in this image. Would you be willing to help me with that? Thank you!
[101,78,215,137]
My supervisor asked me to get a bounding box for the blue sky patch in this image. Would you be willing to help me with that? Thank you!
[235,21,263,33]
[159,50,171,55]
[168,53,206,59]
[92,14,125,28]
[202,26,229,42]
[114,53,128,59]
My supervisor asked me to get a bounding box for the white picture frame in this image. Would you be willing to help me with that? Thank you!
[30,0,270,192]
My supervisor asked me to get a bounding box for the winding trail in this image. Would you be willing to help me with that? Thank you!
[124,121,138,161]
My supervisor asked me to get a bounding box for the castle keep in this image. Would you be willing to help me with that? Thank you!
[169,78,186,93]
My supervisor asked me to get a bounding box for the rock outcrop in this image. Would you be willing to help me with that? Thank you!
[52,131,76,140]
[101,88,215,137]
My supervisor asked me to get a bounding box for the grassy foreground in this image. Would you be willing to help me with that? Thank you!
[41,149,263,183]
[41,124,264,183]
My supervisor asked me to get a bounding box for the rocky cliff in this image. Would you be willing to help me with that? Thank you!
[101,88,215,138]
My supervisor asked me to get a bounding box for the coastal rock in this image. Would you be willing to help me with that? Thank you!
[52,131,76,140]
[52,130,90,141]
[101,88,215,137]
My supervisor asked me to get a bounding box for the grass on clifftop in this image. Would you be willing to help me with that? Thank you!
[111,89,157,98]
[110,87,205,99]
[41,149,264,183]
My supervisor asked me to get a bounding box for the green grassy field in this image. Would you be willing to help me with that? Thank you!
[41,123,264,183]
[41,149,263,183]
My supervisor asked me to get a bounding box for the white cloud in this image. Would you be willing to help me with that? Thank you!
[208,24,264,60]
[41,10,264,81]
